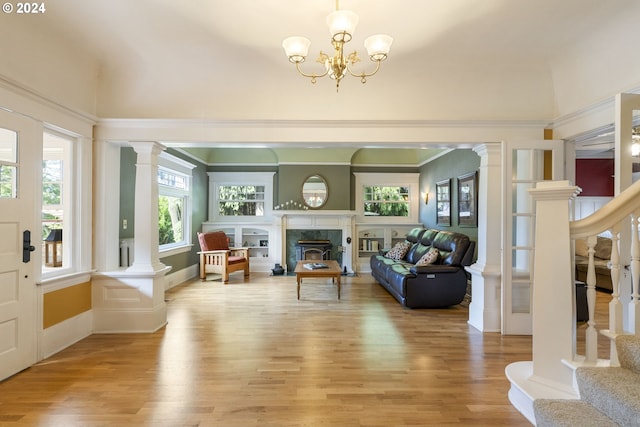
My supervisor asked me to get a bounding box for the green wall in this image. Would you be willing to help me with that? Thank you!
[277,165,351,210]
[119,148,136,240]
[419,149,480,245]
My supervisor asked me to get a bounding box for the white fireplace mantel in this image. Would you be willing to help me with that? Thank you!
[273,210,357,273]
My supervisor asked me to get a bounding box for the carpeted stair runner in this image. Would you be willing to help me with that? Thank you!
[534,335,640,426]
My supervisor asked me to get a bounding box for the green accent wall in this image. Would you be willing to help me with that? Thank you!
[277,165,351,210]
[419,149,480,246]
[119,148,136,240]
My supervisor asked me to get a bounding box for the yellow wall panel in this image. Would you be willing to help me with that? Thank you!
[43,282,92,329]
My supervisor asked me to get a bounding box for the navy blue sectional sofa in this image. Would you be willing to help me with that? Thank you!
[370,227,475,308]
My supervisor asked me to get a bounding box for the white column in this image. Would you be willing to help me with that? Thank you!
[92,140,169,333]
[127,141,167,273]
[529,181,580,388]
[466,143,502,332]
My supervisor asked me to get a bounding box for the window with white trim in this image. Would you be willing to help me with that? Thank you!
[218,185,265,216]
[209,172,275,222]
[363,186,410,216]
[158,153,195,253]
[42,131,73,272]
[354,172,420,223]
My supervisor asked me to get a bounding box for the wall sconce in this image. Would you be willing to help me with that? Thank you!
[44,228,62,267]
[422,192,429,205]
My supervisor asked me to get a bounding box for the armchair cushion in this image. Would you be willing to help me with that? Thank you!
[198,231,229,251]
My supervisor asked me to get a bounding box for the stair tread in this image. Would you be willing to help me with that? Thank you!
[618,335,640,373]
[534,399,618,427]
[577,367,640,426]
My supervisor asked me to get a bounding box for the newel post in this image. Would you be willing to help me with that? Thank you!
[528,181,581,389]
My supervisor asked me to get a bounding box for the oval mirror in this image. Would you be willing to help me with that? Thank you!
[302,175,328,208]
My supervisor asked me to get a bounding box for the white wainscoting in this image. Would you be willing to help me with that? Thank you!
[40,310,93,360]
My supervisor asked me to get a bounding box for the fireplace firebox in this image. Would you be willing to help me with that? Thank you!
[295,240,332,261]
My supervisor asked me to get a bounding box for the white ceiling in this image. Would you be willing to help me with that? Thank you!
[5,0,640,159]
[28,0,636,121]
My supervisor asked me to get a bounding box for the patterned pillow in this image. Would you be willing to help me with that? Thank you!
[415,247,439,266]
[384,241,412,261]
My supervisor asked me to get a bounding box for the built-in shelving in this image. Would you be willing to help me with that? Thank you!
[355,224,423,272]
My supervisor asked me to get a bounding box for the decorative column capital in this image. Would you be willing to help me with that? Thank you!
[129,141,166,163]
[528,180,581,202]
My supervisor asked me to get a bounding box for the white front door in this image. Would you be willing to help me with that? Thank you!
[0,109,40,381]
[502,140,564,335]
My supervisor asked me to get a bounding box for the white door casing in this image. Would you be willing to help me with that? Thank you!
[0,109,40,381]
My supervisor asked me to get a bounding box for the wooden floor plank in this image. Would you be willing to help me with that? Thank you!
[0,272,547,426]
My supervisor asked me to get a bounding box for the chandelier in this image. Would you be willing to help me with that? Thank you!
[282,1,393,92]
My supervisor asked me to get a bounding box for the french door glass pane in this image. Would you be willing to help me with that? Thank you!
[0,128,17,198]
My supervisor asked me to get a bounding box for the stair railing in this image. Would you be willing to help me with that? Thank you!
[570,179,640,367]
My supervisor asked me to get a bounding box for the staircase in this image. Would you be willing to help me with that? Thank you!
[534,335,640,427]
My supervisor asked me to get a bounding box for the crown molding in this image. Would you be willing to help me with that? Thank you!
[0,74,97,125]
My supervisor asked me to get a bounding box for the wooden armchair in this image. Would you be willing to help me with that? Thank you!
[197,231,250,283]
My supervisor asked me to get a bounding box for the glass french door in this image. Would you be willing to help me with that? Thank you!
[502,140,564,335]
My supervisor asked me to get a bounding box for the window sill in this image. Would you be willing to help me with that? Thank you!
[159,244,193,258]
[39,270,94,291]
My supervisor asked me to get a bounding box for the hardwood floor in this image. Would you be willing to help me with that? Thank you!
[0,272,538,426]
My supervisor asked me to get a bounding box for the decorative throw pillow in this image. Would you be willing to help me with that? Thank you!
[575,239,589,258]
[384,241,412,261]
[416,247,439,266]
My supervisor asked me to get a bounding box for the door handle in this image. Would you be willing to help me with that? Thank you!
[23,230,36,263]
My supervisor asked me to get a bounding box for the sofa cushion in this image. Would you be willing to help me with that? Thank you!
[432,230,470,265]
[407,242,429,264]
[415,247,439,266]
[384,241,412,261]
[405,227,427,244]
[419,229,439,246]
[594,237,612,260]
[575,238,589,257]
[575,237,612,260]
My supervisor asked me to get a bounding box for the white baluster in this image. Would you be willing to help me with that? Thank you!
[608,227,622,366]
[630,214,640,334]
[585,234,598,363]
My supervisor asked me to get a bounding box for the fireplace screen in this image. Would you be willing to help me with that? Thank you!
[296,240,332,261]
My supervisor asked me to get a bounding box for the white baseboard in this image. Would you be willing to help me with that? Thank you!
[164,264,199,290]
[40,310,93,360]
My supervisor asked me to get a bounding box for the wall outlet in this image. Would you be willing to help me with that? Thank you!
[123,219,128,229]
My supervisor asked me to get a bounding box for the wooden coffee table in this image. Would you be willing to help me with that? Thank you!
[294,260,342,300]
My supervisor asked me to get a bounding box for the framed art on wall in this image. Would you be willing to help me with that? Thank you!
[436,179,451,226]
[457,171,478,226]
